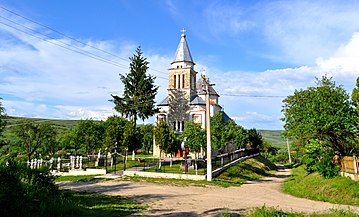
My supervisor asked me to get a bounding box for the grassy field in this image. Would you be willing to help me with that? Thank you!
[282,166,359,206]
[258,130,286,148]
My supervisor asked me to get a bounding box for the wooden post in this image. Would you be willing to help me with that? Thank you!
[354,156,358,180]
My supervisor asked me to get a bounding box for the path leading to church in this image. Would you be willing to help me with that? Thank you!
[58,167,359,216]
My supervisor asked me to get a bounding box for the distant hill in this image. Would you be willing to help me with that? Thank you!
[258,130,286,149]
[2,116,286,149]
[4,116,79,131]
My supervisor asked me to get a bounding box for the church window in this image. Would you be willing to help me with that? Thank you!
[177,74,180,89]
[181,121,185,131]
[182,74,185,88]
[173,121,176,131]
[177,121,180,132]
[174,75,177,88]
[177,66,179,69]
[192,114,202,125]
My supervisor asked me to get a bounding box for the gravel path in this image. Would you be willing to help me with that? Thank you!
[58,166,359,216]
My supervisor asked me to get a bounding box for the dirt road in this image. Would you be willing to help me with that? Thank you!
[59,167,359,216]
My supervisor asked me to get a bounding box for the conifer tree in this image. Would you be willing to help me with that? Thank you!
[111,47,158,126]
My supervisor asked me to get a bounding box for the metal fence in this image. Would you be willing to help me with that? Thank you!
[212,148,260,171]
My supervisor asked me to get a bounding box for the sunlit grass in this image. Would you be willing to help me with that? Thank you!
[282,166,359,206]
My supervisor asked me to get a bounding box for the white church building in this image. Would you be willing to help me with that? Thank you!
[153,31,230,157]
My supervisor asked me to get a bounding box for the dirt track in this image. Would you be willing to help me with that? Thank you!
[58,167,359,216]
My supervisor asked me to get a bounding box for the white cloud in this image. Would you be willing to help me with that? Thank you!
[0,10,171,121]
[204,31,359,130]
[188,1,359,65]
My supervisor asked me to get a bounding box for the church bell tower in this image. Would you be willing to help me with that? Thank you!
[168,30,197,99]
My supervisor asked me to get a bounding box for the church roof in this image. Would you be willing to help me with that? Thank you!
[158,96,169,106]
[196,78,220,96]
[172,33,194,64]
[219,111,232,123]
[190,95,206,105]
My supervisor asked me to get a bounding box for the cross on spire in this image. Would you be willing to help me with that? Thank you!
[181,28,186,36]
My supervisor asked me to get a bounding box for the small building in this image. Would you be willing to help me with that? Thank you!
[153,31,230,157]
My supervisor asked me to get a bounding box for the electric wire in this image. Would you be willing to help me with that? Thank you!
[0,6,169,77]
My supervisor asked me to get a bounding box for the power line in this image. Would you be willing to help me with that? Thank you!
[0,19,129,70]
[0,6,169,77]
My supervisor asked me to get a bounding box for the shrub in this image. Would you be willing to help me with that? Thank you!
[0,161,65,216]
[303,140,339,178]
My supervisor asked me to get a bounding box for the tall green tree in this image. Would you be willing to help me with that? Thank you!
[282,76,358,156]
[111,47,158,125]
[72,119,104,155]
[352,76,359,115]
[247,128,264,149]
[102,116,128,153]
[233,125,248,149]
[139,124,154,154]
[211,112,236,152]
[123,121,142,153]
[153,121,176,168]
[14,120,57,161]
[179,122,206,156]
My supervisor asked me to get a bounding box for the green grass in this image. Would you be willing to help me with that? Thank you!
[213,155,277,187]
[120,155,277,187]
[60,190,146,217]
[245,206,359,217]
[282,166,359,206]
[143,160,206,175]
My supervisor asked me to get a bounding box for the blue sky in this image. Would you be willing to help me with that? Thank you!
[1,0,359,130]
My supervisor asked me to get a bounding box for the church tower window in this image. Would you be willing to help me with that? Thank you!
[174,75,177,89]
[182,74,185,88]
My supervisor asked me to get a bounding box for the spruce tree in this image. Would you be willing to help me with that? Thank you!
[111,47,158,126]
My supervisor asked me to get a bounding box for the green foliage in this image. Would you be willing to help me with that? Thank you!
[283,166,359,206]
[0,161,59,216]
[123,121,142,152]
[282,76,358,155]
[67,119,104,155]
[211,112,236,152]
[214,155,277,187]
[103,116,128,152]
[247,128,264,149]
[351,76,359,115]
[179,121,206,154]
[233,124,248,149]
[13,120,58,161]
[302,140,339,178]
[153,121,177,156]
[139,124,154,154]
[111,46,158,124]
[0,161,144,216]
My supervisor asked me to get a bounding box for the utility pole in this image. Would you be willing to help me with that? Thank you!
[202,74,212,181]
[286,138,292,163]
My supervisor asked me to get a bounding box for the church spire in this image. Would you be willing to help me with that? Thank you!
[172,29,194,65]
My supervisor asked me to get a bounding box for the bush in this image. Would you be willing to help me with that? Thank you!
[0,161,66,216]
[303,140,339,178]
